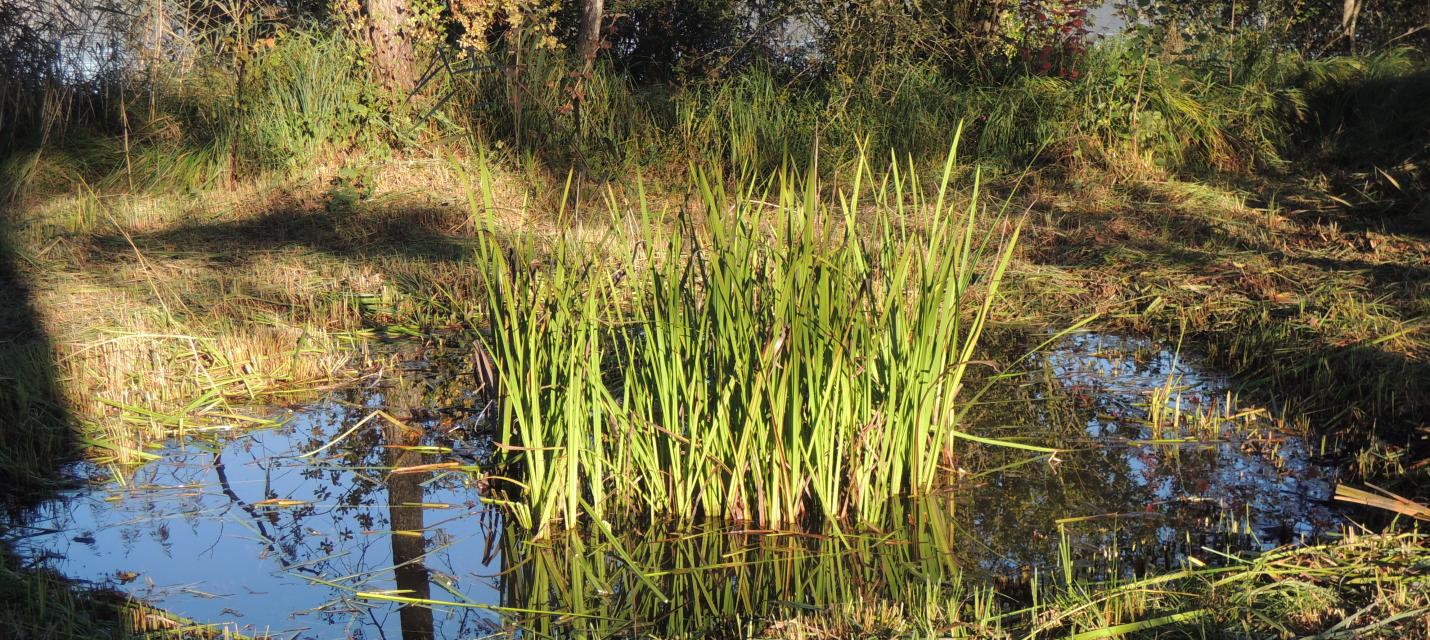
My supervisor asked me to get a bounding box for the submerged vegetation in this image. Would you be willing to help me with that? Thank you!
[1,0,1428,637]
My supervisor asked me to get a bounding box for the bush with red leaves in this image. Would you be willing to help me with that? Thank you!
[1016,0,1094,79]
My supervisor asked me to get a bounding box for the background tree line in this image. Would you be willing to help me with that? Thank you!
[1,0,1424,189]
[6,0,1424,103]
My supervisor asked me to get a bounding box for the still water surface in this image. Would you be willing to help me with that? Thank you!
[10,333,1339,638]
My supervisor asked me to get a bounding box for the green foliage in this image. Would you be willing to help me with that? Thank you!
[450,47,668,176]
[236,31,378,170]
[600,0,771,81]
[476,142,1024,532]
[1122,0,1430,55]
[451,35,1416,183]
[676,71,823,172]
[6,4,1422,202]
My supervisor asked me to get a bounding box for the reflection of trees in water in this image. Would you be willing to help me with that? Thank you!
[957,346,1336,584]
[289,369,489,636]
[386,423,434,640]
[211,451,323,578]
[76,338,1334,637]
[193,356,493,637]
[484,346,1338,638]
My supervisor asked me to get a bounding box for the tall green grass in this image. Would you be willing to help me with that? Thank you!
[477,137,1024,532]
[236,31,375,171]
[456,39,1358,182]
[6,27,372,197]
[14,25,1422,202]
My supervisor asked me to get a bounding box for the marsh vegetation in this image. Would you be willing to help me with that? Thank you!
[1,0,1427,638]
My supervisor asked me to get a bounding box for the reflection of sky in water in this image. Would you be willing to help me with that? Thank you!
[10,333,1340,636]
[997,333,1339,573]
[16,402,504,639]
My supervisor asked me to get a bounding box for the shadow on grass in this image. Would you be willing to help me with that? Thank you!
[86,192,481,267]
[1291,68,1430,238]
[0,203,74,511]
[0,161,168,639]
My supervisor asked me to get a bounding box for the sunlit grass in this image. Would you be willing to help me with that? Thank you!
[473,137,1032,531]
[0,24,1425,639]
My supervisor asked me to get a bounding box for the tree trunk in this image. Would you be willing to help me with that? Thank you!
[575,0,604,74]
[366,0,414,93]
[1342,0,1361,53]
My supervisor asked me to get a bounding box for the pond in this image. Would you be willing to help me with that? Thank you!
[6,332,1340,638]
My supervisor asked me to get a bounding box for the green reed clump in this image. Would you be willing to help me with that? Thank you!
[479,136,1020,532]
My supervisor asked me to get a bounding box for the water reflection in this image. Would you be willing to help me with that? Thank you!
[10,362,503,638]
[6,332,1339,637]
[387,423,435,639]
[960,333,1337,584]
[498,500,969,637]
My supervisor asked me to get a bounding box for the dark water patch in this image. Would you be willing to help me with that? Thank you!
[5,332,1340,637]
[958,333,1338,587]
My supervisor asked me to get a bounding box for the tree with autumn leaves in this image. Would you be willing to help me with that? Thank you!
[353,0,1426,97]
[357,0,598,94]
